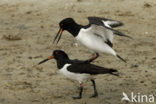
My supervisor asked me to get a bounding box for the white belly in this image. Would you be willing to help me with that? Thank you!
[75,29,116,56]
[59,64,91,83]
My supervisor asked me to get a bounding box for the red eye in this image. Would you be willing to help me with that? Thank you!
[56,52,59,55]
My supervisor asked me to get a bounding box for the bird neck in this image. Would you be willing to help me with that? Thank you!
[67,23,82,37]
[56,59,69,69]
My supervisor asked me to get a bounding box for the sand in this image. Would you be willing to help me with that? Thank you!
[0,0,156,104]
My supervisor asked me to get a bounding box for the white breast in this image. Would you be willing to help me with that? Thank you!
[59,64,91,83]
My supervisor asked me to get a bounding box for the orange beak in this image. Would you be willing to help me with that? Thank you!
[38,56,54,65]
[53,28,64,44]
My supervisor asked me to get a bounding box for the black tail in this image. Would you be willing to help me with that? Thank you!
[100,68,119,76]
[109,69,117,72]
[108,69,119,76]
[117,55,127,63]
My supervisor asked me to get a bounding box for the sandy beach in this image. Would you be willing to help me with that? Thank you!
[0,0,156,104]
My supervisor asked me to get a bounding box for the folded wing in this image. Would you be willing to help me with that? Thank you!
[67,63,118,76]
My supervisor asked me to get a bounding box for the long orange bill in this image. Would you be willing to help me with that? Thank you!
[38,56,54,65]
[53,28,63,44]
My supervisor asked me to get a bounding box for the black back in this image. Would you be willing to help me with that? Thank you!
[67,62,118,75]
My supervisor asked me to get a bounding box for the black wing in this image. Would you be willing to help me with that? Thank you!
[67,63,118,76]
[104,26,133,39]
[88,17,132,39]
[88,17,124,28]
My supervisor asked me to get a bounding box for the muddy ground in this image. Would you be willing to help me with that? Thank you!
[0,0,156,104]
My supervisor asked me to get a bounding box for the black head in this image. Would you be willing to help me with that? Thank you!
[53,18,81,44]
[53,50,69,60]
[38,50,69,65]
[59,18,75,30]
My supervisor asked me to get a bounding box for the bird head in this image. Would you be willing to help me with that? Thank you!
[53,18,77,44]
[38,50,69,65]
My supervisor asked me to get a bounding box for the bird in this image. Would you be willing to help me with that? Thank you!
[53,17,132,63]
[38,50,119,99]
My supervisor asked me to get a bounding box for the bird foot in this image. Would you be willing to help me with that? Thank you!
[90,93,98,98]
[72,96,82,99]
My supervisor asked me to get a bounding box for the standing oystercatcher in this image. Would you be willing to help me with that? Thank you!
[53,17,132,63]
[38,50,118,99]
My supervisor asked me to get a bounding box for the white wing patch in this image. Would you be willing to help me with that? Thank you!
[102,20,112,28]
[102,20,122,28]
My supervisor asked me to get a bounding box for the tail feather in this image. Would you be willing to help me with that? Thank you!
[109,69,117,72]
[108,69,119,76]
[99,68,119,76]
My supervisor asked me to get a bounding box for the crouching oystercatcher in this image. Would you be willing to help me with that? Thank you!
[53,17,132,63]
[38,50,118,99]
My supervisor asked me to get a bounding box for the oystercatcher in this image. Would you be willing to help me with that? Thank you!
[38,50,118,99]
[53,17,132,63]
